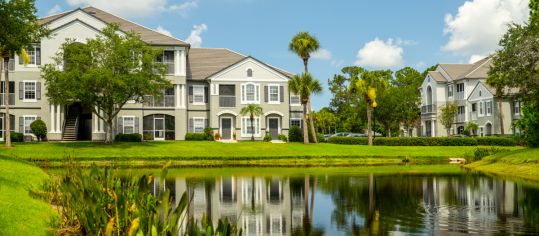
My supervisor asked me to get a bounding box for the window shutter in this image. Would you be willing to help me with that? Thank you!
[36,82,41,100]
[36,48,41,65]
[19,116,23,133]
[19,82,23,100]
[204,86,209,103]
[18,54,23,65]
[188,86,193,103]
[256,85,260,102]
[280,86,284,102]
[117,117,123,134]
[188,118,193,133]
[205,118,209,129]
[241,85,245,102]
[264,86,268,103]
[135,117,139,133]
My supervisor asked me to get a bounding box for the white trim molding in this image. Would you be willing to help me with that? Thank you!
[263,111,284,117]
[217,110,239,117]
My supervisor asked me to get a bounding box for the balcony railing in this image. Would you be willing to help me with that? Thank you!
[457,113,465,123]
[219,96,236,107]
[421,104,436,114]
[470,112,477,121]
[143,95,175,107]
[0,93,15,105]
[455,92,465,100]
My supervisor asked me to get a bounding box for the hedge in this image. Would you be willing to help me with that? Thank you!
[10,132,24,142]
[327,136,517,146]
[185,133,212,141]
[114,133,142,142]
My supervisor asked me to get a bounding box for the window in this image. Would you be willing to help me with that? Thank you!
[290,118,302,128]
[24,81,36,100]
[514,101,521,115]
[157,50,175,74]
[471,103,477,112]
[486,100,492,116]
[479,101,484,116]
[25,46,41,65]
[0,81,15,105]
[193,117,206,133]
[268,85,279,103]
[241,117,260,137]
[247,68,253,77]
[290,93,300,106]
[23,115,37,134]
[123,116,135,134]
[447,85,453,97]
[193,86,205,104]
[241,83,260,104]
[456,83,465,93]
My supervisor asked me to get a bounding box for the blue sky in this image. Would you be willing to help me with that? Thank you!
[35,0,530,110]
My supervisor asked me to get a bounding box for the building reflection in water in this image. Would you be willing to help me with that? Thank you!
[149,174,539,235]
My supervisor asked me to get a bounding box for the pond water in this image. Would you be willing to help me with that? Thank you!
[118,167,539,235]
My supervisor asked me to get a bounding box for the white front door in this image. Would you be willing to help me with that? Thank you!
[154,117,165,140]
[220,117,233,140]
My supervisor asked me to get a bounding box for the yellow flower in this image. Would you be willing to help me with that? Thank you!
[105,218,115,236]
[128,218,140,236]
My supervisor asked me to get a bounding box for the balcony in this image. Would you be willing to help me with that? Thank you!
[219,95,236,107]
[0,93,15,106]
[455,92,465,100]
[421,104,436,114]
[143,95,175,107]
[457,113,465,123]
[470,112,477,121]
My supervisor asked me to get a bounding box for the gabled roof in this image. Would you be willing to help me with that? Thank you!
[460,56,493,79]
[39,6,188,46]
[427,71,447,83]
[438,64,473,80]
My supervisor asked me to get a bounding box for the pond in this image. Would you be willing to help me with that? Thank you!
[108,166,539,235]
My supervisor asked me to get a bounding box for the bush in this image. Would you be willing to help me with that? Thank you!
[203,128,214,141]
[185,133,209,141]
[373,137,479,146]
[114,133,142,142]
[475,137,516,146]
[288,126,303,142]
[471,147,511,162]
[316,133,325,143]
[278,134,288,142]
[263,131,272,142]
[327,136,368,145]
[30,119,47,141]
[143,133,153,141]
[10,132,24,142]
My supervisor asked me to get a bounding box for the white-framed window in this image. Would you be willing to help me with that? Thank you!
[290,118,302,128]
[268,84,280,104]
[269,214,283,235]
[193,117,206,133]
[23,115,37,134]
[26,45,41,65]
[193,85,205,104]
[241,83,260,104]
[486,100,492,116]
[479,101,484,117]
[241,117,260,137]
[157,50,175,74]
[290,93,301,106]
[480,127,484,137]
[447,85,453,98]
[123,116,135,134]
[24,81,36,101]
[514,101,521,115]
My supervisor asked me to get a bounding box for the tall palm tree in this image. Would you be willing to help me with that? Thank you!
[289,73,322,144]
[289,32,320,143]
[350,69,391,145]
[240,104,263,141]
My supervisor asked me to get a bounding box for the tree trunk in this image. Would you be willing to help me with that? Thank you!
[367,102,373,146]
[105,119,113,143]
[250,115,254,141]
[498,99,505,135]
[303,58,309,73]
[3,57,11,148]
[385,124,391,137]
[308,99,317,143]
[309,176,317,224]
[302,103,309,144]
[303,175,310,230]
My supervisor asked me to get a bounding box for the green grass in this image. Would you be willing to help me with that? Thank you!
[466,148,539,181]
[0,141,523,167]
[0,157,56,236]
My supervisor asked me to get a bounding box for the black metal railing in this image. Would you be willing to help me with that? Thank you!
[421,104,436,114]
[219,96,236,107]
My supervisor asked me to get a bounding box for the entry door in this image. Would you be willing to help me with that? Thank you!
[221,118,232,140]
[154,117,165,140]
[268,118,279,140]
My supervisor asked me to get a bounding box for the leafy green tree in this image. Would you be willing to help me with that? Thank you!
[349,67,391,145]
[314,108,337,134]
[42,24,170,143]
[0,0,48,147]
[289,73,322,144]
[517,101,539,147]
[239,104,263,141]
[30,119,47,141]
[289,32,321,143]
[464,122,479,136]
[439,102,458,136]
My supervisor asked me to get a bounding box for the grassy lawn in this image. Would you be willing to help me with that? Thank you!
[466,148,539,181]
[0,141,522,167]
[0,157,56,236]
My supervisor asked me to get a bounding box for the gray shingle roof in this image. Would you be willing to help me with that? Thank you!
[437,56,493,81]
[187,48,246,80]
[39,7,188,46]
[428,71,447,82]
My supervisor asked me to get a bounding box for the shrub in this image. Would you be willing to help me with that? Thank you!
[143,133,153,141]
[214,132,220,140]
[29,119,47,141]
[10,132,24,142]
[114,133,142,142]
[475,137,516,146]
[327,136,368,145]
[203,128,214,141]
[278,134,288,142]
[471,147,511,162]
[185,133,209,141]
[288,126,303,142]
[373,137,478,146]
[263,131,272,142]
[316,133,325,143]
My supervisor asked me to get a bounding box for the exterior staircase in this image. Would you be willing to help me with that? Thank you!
[62,106,80,141]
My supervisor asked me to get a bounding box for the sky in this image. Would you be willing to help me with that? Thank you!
[35,0,531,110]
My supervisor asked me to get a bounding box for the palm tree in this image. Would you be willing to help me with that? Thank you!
[289,73,322,144]
[289,32,320,143]
[240,104,263,141]
[350,69,390,145]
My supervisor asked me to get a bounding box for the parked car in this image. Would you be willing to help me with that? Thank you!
[331,132,351,137]
[450,134,469,138]
[346,133,367,137]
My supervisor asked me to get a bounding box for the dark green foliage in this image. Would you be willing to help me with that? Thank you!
[517,102,539,147]
[10,132,23,142]
[316,133,325,143]
[278,134,288,142]
[475,137,516,146]
[30,119,47,141]
[373,137,478,146]
[185,133,211,141]
[263,132,272,142]
[288,126,303,142]
[114,133,142,142]
[327,136,368,145]
[471,147,511,162]
[204,128,214,141]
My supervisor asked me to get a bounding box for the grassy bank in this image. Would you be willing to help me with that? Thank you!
[0,157,56,235]
[466,148,539,181]
[0,141,522,167]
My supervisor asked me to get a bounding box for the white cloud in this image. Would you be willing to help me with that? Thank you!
[468,54,486,64]
[66,0,198,18]
[311,48,332,60]
[331,59,344,68]
[155,26,172,37]
[184,24,208,47]
[442,0,529,57]
[354,38,404,68]
[415,61,426,69]
[48,4,63,15]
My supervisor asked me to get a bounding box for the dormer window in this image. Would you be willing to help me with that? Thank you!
[247,68,253,77]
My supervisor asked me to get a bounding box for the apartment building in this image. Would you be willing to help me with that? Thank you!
[0,6,301,141]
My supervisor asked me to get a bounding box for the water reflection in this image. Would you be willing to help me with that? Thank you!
[149,172,539,235]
